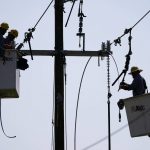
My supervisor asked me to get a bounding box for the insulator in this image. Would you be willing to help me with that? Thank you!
[79,22,83,27]
[79,16,83,21]
[106,40,111,51]
[101,42,106,51]
[79,28,82,33]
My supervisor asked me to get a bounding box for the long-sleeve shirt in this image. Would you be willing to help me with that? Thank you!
[127,74,147,96]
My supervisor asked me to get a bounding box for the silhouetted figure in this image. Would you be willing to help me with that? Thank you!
[118,66,147,110]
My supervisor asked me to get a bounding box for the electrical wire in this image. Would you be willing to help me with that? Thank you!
[64,81,68,150]
[65,0,77,27]
[16,0,54,53]
[81,123,129,150]
[111,10,150,46]
[0,99,16,138]
[51,69,55,150]
[73,54,119,150]
[108,53,119,77]
[34,0,54,29]
[74,56,92,150]
[82,99,150,150]
[108,52,120,86]
[64,59,68,150]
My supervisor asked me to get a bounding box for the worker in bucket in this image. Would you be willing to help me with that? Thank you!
[0,22,9,56]
[118,66,148,110]
[0,22,9,41]
[3,29,18,49]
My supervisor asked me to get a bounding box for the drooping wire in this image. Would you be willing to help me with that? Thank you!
[74,56,92,150]
[0,99,16,138]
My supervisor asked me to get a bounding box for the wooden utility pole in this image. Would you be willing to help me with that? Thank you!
[54,0,64,149]
[22,1,110,150]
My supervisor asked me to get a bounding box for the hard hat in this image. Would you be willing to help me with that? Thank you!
[9,29,18,38]
[0,22,9,30]
[129,66,143,75]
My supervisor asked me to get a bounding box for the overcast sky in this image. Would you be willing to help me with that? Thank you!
[0,0,150,150]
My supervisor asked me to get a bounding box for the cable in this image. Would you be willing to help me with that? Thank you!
[131,10,150,29]
[82,101,150,150]
[16,0,54,56]
[65,0,77,27]
[82,123,128,150]
[64,58,68,150]
[111,10,150,46]
[0,99,16,138]
[112,30,132,87]
[108,53,119,77]
[34,0,54,29]
[51,68,55,150]
[74,56,92,150]
[73,52,118,150]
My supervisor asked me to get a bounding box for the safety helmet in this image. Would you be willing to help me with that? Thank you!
[129,66,143,75]
[0,22,9,30]
[9,29,19,38]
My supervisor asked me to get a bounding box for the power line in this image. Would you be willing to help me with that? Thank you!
[65,0,77,27]
[34,0,54,29]
[81,123,129,150]
[111,10,150,46]
[82,105,150,150]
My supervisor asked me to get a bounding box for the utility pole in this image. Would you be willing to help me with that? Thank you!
[19,5,150,150]
[54,0,64,149]
[22,1,110,150]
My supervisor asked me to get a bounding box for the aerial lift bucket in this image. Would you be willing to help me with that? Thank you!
[0,50,20,98]
[122,93,150,137]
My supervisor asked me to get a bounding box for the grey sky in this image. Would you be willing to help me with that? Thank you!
[0,0,150,150]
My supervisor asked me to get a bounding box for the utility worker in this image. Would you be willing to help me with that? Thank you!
[118,66,147,109]
[119,66,147,96]
[0,22,9,41]
[0,29,18,62]
[3,29,18,49]
[0,22,9,56]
